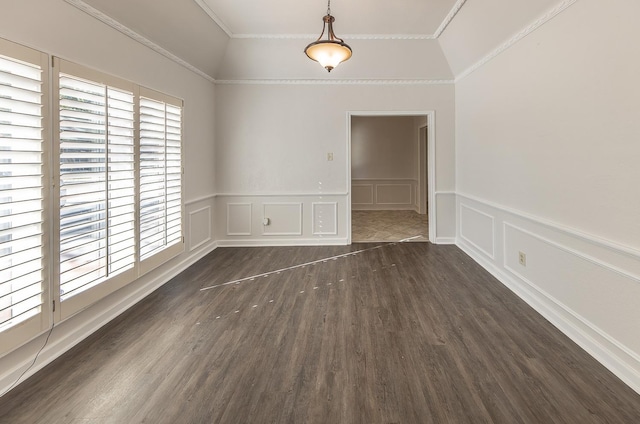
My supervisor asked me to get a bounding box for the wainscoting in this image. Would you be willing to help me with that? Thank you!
[456,193,640,393]
[352,179,418,211]
[216,194,348,246]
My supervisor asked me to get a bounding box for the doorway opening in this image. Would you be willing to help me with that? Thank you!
[347,111,435,244]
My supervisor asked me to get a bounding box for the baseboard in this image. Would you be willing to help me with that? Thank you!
[457,239,640,395]
[216,238,349,247]
[0,241,218,396]
[435,237,456,244]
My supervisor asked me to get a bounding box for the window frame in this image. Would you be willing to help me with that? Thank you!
[52,59,142,320]
[0,40,186,354]
[0,38,51,357]
[137,87,184,276]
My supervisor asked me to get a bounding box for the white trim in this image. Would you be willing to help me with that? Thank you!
[351,177,418,181]
[455,0,578,81]
[194,0,468,41]
[346,111,437,244]
[216,238,348,247]
[214,79,454,85]
[428,115,437,242]
[375,184,413,205]
[226,203,252,236]
[232,33,435,40]
[185,193,217,206]
[457,239,640,395]
[64,0,215,83]
[262,203,303,236]
[217,192,347,197]
[435,237,456,245]
[459,203,496,260]
[0,241,218,396]
[457,192,640,259]
[192,0,233,38]
[312,202,339,236]
[188,206,212,252]
[503,223,640,287]
[433,0,468,38]
[351,184,374,205]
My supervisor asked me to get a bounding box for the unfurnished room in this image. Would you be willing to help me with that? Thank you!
[0,0,639,423]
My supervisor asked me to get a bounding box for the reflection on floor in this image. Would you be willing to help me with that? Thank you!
[352,210,428,242]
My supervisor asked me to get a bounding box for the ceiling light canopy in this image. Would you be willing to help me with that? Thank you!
[304,0,352,72]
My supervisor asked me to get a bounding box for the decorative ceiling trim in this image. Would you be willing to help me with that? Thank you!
[433,0,468,38]
[192,0,233,38]
[214,79,454,85]
[456,0,578,82]
[232,34,435,40]
[64,0,215,83]
[193,0,465,40]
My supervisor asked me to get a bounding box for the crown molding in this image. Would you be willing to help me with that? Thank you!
[433,0,468,38]
[214,79,454,85]
[192,0,233,38]
[231,34,436,40]
[456,0,578,82]
[193,0,466,40]
[64,0,215,83]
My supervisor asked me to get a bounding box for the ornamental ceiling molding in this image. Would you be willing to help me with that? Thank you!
[214,79,455,85]
[231,34,436,40]
[196,0,467,40]
[455,0,579,81]
[433,0,467,38]
[64,0,215,83]
[192,0,233,37]
[66,0,581,85]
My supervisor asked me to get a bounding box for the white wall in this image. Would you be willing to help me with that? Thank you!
[351,116,417,180]
[0,0,218,392]
[451,0,640,392]
[351,116,419,211]
[438,0,560,76]
[216,38,453,80]
[214,83,456,244]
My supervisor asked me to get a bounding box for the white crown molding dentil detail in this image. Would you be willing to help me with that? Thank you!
[232,34,435,40]
[214,79,455,85]
[192,0,233,38]
[455,0,579,82]
[64,0,215,83]
[433,0,468,38]
[194,0,464,40]
[65,0,580,86]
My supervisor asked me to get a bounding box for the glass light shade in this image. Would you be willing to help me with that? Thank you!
[305,41,352,72]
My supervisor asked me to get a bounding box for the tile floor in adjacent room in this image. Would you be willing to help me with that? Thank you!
[351,209,428,242]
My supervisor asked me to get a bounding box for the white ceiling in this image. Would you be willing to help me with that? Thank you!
[198,0,459,36]
[76,0,569,80]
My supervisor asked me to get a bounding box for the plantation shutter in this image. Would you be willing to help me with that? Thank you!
[0,39,49,355]
[56,60,136,318]
[138,88,183,274]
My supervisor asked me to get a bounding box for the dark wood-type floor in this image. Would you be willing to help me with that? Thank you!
[1,244,639,423]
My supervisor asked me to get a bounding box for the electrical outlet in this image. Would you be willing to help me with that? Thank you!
[518,251,527,266]
[327,152,334,161]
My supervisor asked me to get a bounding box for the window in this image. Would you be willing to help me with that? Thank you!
[0,39,49,355]
[55,61,137,318]
[138,89,183,275]
[54,61,184,318]
[0,40,185,354]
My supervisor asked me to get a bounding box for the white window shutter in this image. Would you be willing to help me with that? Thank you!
[0,39,49,356]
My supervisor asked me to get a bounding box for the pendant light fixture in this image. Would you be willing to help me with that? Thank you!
[304,0,352,72]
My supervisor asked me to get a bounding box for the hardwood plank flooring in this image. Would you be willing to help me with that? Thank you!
[1,243,639,423]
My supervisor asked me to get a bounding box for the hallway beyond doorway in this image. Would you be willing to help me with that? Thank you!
[352,210,428,242]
